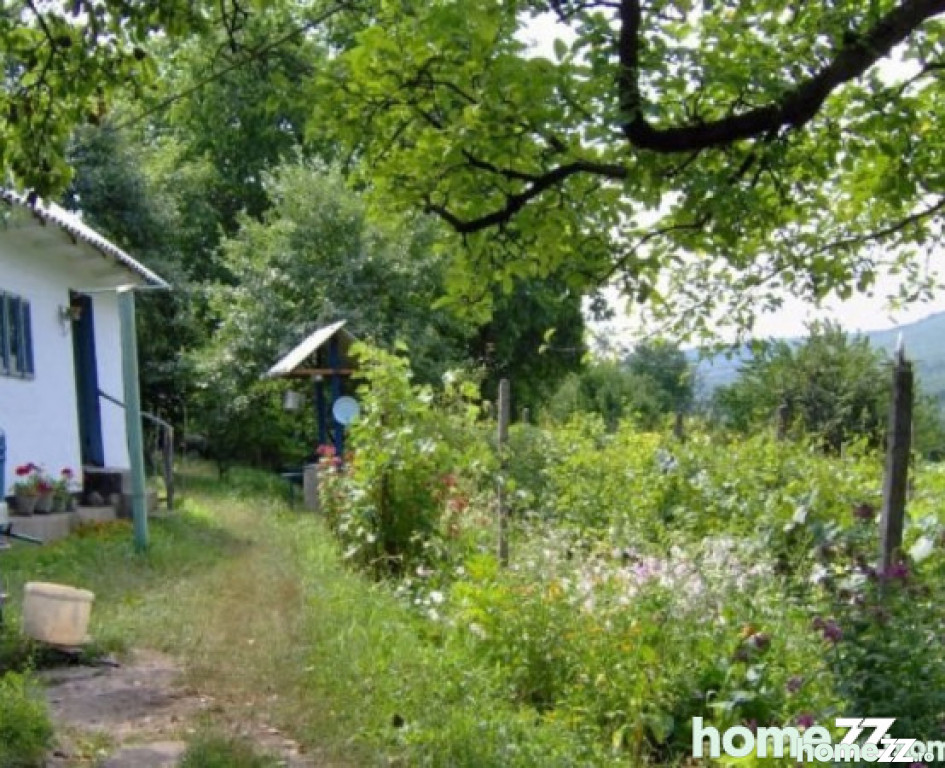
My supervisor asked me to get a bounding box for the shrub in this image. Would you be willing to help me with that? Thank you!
[320,344,491,576]
[0,671,54,767]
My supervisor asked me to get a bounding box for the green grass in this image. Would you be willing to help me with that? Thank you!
[179,733,281,768]
[0,463,587,766]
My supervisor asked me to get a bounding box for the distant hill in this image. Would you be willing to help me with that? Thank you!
[692,311,945,403]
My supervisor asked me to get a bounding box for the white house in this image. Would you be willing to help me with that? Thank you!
[0,189,169,504]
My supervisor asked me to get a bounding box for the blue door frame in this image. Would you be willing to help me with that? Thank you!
[71,293,105,467]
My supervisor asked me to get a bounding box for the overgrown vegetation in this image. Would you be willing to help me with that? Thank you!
[0,671,54,768]
[3,415,944,765]
[311,345,945,763]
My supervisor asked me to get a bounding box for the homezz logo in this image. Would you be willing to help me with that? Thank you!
[692,716,945,763]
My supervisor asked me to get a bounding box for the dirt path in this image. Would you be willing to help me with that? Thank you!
[41,649,315,768]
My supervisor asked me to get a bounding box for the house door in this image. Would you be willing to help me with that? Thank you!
[71,293,105,467]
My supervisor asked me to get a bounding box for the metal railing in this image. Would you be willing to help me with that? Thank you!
[98,390,174,511]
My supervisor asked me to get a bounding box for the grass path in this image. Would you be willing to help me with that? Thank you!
[2,467,375,765]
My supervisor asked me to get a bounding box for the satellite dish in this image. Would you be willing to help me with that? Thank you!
[332,396,360,425]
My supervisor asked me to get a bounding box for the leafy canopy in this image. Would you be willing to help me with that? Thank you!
[311,0,945,332]
[0,0,209,193]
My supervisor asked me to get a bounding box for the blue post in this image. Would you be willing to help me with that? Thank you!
[315,377,327,449]
[329,337,343,457]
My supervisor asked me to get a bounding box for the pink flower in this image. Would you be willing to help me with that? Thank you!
[796,714,815,729]
[61,468,74,477]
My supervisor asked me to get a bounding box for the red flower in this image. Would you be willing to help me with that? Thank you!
[316,444,336,457]
[61,468,74,477]
[36,479,53,494]
[15,464,32,476]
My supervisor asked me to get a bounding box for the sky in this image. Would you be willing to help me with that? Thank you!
[519,12,945,343]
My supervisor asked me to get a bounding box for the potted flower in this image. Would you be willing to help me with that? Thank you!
[12,463,40,516]
[52,468,76,513]
[34,470,55,514]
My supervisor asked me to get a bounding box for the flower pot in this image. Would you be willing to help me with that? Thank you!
[35,491,54,514]
[14,491,37,516]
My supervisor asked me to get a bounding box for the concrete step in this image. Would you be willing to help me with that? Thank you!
[6,506,116,544]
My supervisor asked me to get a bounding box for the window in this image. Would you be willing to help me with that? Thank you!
[0,292,34,377]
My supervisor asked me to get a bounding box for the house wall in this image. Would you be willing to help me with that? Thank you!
[0,227,135,496]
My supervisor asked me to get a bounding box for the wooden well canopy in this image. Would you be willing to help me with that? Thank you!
[264,320,359,456]
[264,320,357,379]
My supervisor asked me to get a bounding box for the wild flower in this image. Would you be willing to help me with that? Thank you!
[812,617,842,644]
[796,713,815,729]
[881,562,910,581]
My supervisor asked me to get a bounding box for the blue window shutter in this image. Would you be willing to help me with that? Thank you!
[8,295,21,375]
[21,299,33,375]
[0,293,7,375]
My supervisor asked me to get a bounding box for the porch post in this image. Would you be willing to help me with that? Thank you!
[117,288,149,552]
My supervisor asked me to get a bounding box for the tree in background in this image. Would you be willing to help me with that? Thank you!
[626,342,694,417]
[189,162,473,468]
[714,323,945,455]
[547,341,694,430]
[474,280,586,415]
[64,125,204,428]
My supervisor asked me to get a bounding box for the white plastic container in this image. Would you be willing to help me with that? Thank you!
[23,582,95,646]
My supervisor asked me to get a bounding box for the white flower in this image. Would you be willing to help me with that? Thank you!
[429,590,445,605]
[910,536,935,563]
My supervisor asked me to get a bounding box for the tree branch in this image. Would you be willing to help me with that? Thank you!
[426,160,627,233]
[619,0,945,152]
[805,195,945,258]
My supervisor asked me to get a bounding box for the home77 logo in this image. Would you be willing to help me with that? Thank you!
[836,718,919,763]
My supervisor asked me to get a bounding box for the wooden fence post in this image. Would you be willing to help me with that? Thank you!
[775,403,789,441]
[163,425,175,511]
[497,378,510,567]
[880,341,913,575]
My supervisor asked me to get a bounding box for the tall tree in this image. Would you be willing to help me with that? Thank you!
[64,124,204,425]
[311,0,945,332]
